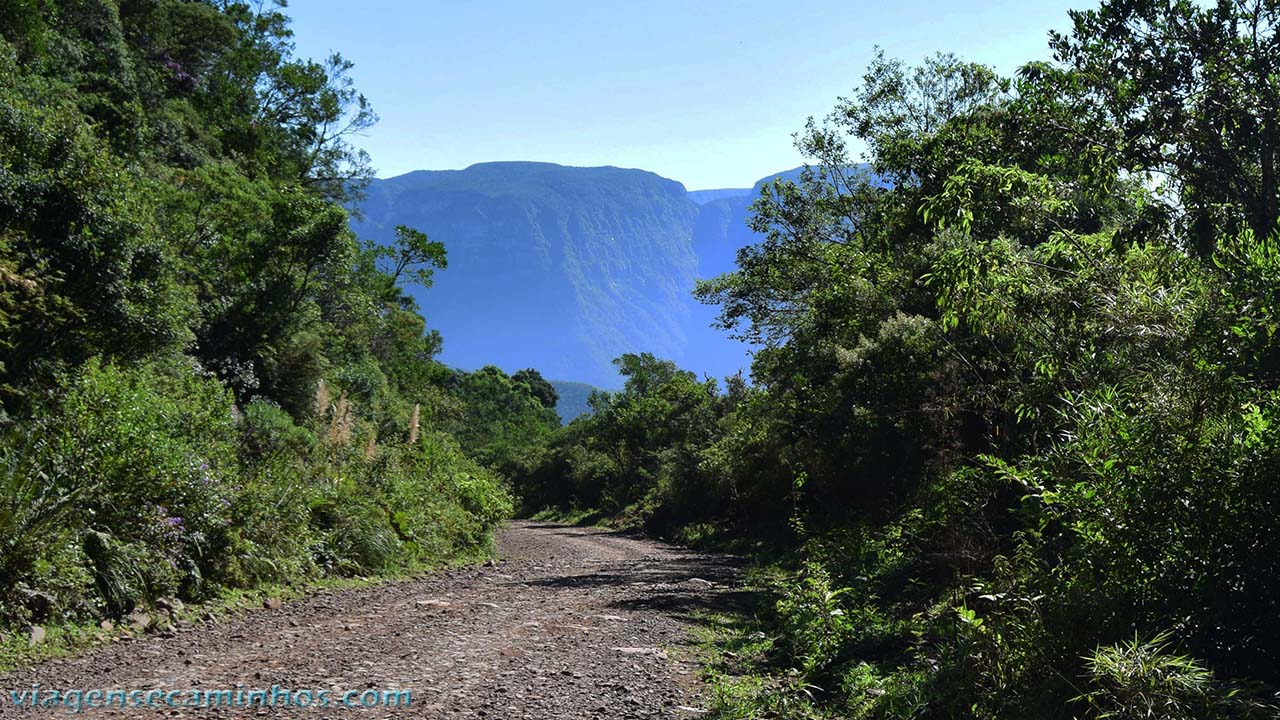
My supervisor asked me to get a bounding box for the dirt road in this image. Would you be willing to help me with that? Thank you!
[0,522,746,718]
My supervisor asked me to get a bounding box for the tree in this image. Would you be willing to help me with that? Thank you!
[374,225,448,298]
[198,1,376,203]
[512,368,558,410]
[1051,0,1280,253]
[446,366,560,472]
[0,52,193,405]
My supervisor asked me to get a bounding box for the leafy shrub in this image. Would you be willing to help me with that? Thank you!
[1079,634,1275,720]
[0,358,515,626]
[240,400,318,461]
[0,360,235,615]
[774,561,854,678]
[211,458,316,589]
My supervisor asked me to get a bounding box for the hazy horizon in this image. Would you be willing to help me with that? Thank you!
[287,0,1088,189]
[373,159,795,192]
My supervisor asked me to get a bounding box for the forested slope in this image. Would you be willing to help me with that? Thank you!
[0,0,559,661]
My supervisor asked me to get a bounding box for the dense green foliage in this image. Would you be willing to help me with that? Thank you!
[439,365,561,477]
[515,2,1280,716]
[10,1,1280,716]
[0,1,555,638]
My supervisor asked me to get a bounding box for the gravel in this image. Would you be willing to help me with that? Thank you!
[0,521,743,718]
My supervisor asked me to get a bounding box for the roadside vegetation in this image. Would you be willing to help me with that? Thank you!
[0,0,560,664]
[514,1,1280,716]
[9,1,1280,716]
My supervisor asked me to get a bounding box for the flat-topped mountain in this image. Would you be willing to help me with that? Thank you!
[352,162,810,386]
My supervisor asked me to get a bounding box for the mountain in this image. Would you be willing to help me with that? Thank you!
[687,188,751,205]
[352,162,813,386]
[354,162,701,387]
[551,380,598,424]
[690,167,811,278]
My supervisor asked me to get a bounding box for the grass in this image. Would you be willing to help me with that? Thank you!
[682,563,806,719]
[691,606,790,719]
[669,521,791,558]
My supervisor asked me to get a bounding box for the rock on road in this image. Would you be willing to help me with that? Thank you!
[0,521,745,718]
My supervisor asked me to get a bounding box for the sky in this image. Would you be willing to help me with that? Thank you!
[287,0,1088,190]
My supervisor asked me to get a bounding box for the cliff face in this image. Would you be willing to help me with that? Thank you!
[353,162,811,386]
[354,162,701,386]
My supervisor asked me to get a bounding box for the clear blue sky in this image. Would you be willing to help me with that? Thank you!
[287,0,1087,190]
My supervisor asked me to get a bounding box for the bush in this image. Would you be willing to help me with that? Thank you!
[240,400,318,462]
[0,358,515,627]
[4,359,236,616]
[1080,634,1276,720]
[774,561,854,679]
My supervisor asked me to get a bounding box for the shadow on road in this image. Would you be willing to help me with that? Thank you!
[514,552,764,626]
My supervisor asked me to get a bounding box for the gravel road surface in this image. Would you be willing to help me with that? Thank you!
[0,521,745,719]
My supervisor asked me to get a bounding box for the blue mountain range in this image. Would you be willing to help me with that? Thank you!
[351,162,828,388]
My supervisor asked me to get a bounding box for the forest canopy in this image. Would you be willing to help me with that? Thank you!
[0,0,555,650]
[513,1,1280,717]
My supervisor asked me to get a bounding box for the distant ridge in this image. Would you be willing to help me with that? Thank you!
[551,380,599,424]
[352,162,823,386]
[688,188,751,205]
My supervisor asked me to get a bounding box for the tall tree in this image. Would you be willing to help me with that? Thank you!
[1052,0,1280,253]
